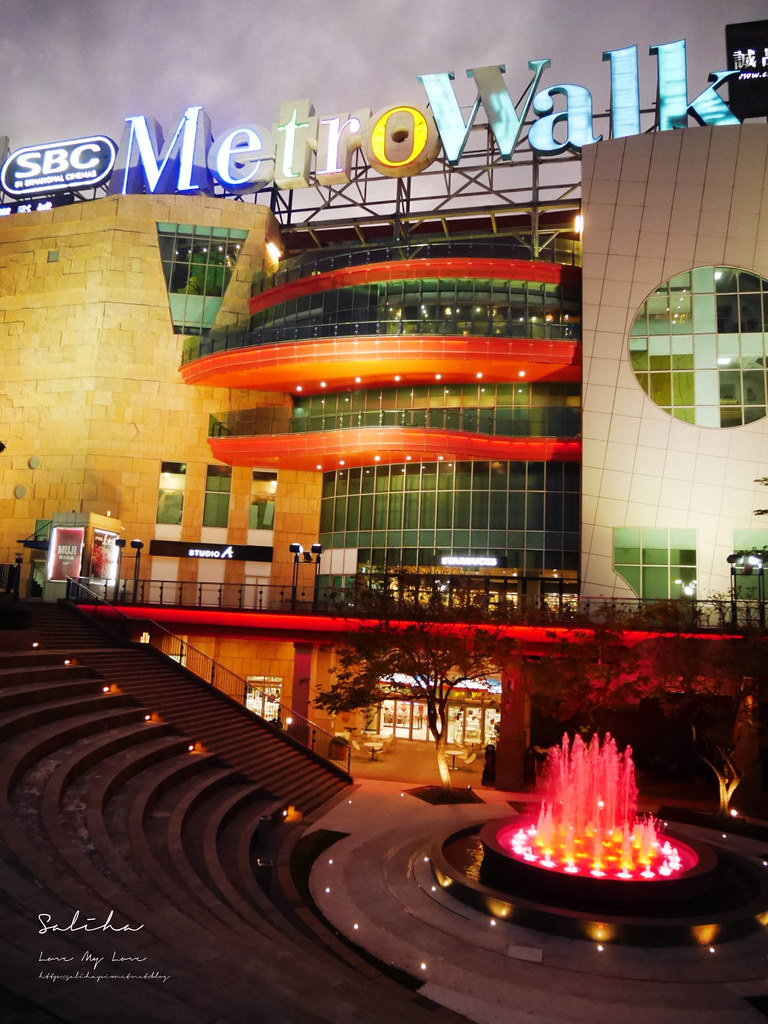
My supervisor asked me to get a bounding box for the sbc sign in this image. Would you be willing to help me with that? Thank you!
[1,136,116,198]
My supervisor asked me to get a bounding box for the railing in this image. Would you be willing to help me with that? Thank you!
[252,236,581,295]
[182,313,578,365]
[75,575,765,633]
[209,405,581,440]
[64,578,350,773]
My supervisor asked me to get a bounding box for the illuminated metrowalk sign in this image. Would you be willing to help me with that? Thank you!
[0,34,747,204]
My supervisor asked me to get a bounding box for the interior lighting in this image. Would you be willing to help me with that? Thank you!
[394,375,401,381]
[320,381,327,388]
[438,455,444,461]
[286,717,293,725]
[32,641,39,648]
[374,455,381,462]
[420,963,427,971]
[296,385,303,392]
[102,686,110,693]
[435,373,442,380]
[406,455,412,461]
[730,809,738,817]
[324,887,331,893]
[476,371,483,379]
[575,214,584,234]
[353,922,359,930]
[144,714,151,721]
[316,464,322,470]
[596,944,604,952]
[266,240,282,262]
[518,370,526,378]
[355,376,362,383]
[709,946,716,954]
[339,459,345,466]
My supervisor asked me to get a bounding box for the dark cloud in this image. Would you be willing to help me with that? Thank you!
[1,0,765,147]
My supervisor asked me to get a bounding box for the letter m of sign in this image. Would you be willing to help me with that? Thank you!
[108,106,213,196]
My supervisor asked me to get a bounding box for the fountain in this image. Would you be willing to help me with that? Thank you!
[478,733,709,907]
[428,732,768,944]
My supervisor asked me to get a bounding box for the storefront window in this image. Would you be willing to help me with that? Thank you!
[246,677,282,721]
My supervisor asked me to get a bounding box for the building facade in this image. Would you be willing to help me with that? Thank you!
[2,55,767,744]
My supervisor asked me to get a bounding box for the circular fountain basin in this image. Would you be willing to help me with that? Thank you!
[480,818,717,908]
[428,820,768,945]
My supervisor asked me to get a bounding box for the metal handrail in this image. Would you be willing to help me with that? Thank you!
[72,575,764,632]
[64,578,350,772]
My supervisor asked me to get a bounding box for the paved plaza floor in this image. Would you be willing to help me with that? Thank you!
[301,743,768,1024]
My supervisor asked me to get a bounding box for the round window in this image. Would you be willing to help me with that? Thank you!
[628,267,768,428]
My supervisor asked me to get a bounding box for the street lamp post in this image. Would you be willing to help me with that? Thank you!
[130,539,144,604]
[289,541,323,611]
[727,553,739,627]
[289,542,302,611]
[114,538,126,603]
[311,543,323,610]
[747,555,765,629]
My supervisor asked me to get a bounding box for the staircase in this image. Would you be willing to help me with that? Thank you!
[0,605,465,1023]
[23,600,351,817]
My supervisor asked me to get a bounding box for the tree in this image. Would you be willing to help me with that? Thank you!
[523,612,649,726]
[520,604,766,815]
[641,631,764,815]
[315,587,518,791]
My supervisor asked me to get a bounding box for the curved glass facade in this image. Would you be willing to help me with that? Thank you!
[211,382,581,440]
[250,276,580,341]
[629,266,768,427]
[319,459,580,573]
[182,273,580,363]
[252,236,581,294]
[293,382,579,437]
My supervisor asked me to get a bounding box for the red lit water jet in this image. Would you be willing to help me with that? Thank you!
[496,733,698,881]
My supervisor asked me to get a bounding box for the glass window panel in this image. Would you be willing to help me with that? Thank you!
[743,370,765,406]
[719,370,742,405]
[720,406,743,427]
[642,566,669,599]
[714,267,738,292]
[203,491,229,528]
[649,373,672,405]
[471,491,488,529]
[453,491,470,528]
[716,295,739,333]
[615,565,641,595]
[692,293,716,332]
[740,292,763,332]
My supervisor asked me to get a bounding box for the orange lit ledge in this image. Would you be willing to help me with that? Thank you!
[250,258,579,316]
[181,337,581,393]
[208,427,581,471]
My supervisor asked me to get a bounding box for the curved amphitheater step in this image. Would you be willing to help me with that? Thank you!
[0,612,467,1024]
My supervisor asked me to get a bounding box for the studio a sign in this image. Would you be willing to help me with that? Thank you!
[149,539,272,562]
[1,136,117,198]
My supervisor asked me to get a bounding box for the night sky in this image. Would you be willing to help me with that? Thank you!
[1,1,765,152]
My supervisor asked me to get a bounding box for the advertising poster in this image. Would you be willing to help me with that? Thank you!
[45,526,85,582]
[90,529,119,581]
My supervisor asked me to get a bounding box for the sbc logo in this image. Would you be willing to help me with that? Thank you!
[1,136,117,197]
